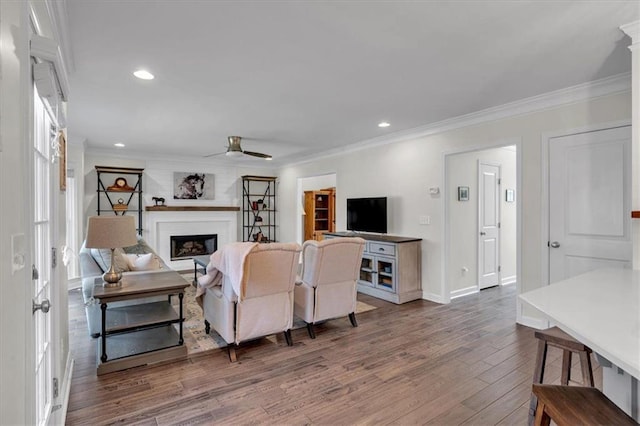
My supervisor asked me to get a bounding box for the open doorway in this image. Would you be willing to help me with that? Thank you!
[296,173,337,244]
[444,144,519,300]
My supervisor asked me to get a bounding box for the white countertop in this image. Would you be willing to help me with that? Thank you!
[519,268,640,379]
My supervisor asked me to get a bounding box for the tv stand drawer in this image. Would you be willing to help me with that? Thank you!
[369,242,395,256]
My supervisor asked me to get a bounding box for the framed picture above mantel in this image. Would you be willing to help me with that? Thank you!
[173,172,215,200]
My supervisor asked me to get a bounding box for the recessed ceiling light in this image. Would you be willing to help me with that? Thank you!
[133,69,154,80]
[378,121,390,128]
[114,142,125,148]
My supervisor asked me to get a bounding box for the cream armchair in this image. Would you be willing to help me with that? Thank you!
[201,242,301,362]
[294,237,366,339]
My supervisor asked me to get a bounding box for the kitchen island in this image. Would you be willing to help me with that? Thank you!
[519,268,639,421]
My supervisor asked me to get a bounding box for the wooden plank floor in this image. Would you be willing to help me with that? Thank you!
[66,285,601,425]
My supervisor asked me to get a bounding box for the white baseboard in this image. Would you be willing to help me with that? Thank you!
[501,275,517,286]
[422,291,446,304]
[517,315,549,330]
[54,354,74,425]
[450,285,478,300]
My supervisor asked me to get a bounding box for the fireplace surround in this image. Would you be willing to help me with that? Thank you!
[145,209,238,271]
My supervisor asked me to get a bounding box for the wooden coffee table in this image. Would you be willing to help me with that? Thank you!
[92,270,189,375]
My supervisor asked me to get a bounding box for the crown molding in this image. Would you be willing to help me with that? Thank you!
[621,21,640,43]
[282,72,632,167]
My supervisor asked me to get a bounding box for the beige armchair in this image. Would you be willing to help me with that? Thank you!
[294,237,366,339]
[201,242,301,362]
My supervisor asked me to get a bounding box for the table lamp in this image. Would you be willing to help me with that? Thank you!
[85,215,137,287]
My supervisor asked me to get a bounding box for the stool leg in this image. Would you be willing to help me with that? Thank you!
[528,340,548,426]
[534,401,551,426]
[561,350,572,385]
[579,351,595,387]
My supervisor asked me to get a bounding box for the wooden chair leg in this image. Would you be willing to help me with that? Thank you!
[579,351,595,387]
[528,340,548,426]
[227,345,237,362]
[204,319,210,334]
[561,350,572,385]
[284,329,293,346]
[306,323,316,339]
[533,400,551,426]
[349,312,358,327]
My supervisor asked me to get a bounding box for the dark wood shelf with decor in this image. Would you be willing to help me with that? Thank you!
[242,175,277,243]
[95,166,144,235]
[304,188,335,241]
[145,206,240,212]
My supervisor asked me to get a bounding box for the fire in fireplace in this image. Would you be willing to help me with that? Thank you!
[170,234,217,260]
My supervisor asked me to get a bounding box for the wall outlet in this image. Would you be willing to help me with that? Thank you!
[419,215,430,225]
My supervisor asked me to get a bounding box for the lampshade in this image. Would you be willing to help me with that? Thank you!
[85,216,137,249]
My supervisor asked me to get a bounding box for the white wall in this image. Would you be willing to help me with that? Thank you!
[277,91,631,313]
[0,3,31,423]
[0,2,72,424]
[446,146,517,297]
[82,151,276,244]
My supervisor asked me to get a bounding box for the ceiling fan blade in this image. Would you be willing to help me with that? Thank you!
[243,150,272,159]
[203,151,226,158]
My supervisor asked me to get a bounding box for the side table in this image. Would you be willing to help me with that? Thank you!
[92,270,189,375]
[192,255,210,286]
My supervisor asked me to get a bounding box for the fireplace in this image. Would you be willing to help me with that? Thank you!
[170,234,217,260]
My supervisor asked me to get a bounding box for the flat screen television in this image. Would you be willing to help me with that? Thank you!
[347,197,387,234]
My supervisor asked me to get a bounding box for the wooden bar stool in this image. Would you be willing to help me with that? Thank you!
[528,327,595,425]
[531,384,636,426]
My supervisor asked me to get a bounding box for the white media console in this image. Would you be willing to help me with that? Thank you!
[324,232,422,304]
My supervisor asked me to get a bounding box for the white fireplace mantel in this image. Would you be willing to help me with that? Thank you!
[145,209,239,270]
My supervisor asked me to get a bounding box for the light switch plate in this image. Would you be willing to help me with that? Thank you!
[429,187,440,195]
[419,215,430,225]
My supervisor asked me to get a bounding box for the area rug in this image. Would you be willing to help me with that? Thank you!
[175,273,377,356]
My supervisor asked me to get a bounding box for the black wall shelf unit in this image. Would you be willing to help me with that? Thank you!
[241,175,277,243]
[95,166,144,235]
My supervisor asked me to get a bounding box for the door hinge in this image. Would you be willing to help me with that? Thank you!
[32,264,39,280]
[498,178,501,185]
[51,247,57,268]
[53,377,59,398]
[498,222,501,228]
[498,265,502,272]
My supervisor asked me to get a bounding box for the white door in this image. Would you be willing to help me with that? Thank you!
[549,126,632,283]
[32,84,56,426]
[478,162,501,289]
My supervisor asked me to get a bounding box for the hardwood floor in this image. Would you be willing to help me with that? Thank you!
[66,285,601,425]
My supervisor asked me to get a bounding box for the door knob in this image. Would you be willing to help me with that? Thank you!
[549,241,561,248]
[32,299,51,314]
[480,232,486,236]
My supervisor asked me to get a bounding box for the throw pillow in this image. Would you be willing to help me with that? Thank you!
[90,247,129,273]
[123,253,161,271]
[122,238,155,255]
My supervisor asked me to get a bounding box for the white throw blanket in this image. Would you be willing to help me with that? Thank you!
[195,242,258,307]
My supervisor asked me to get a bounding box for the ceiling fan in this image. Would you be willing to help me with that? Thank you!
[204,136,272,160]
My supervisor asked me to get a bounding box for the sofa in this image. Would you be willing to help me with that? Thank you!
[79,237,170,337]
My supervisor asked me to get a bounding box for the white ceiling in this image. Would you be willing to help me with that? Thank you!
[65,1,638,165]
